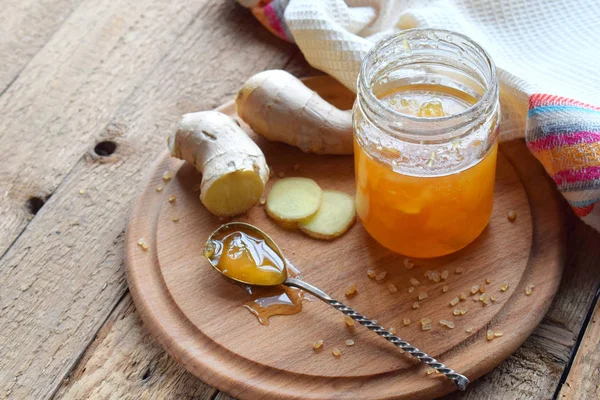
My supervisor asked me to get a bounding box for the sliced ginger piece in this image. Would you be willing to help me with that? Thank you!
[266,177,322,221]
[274,219,299,231]
[298,190,355,240]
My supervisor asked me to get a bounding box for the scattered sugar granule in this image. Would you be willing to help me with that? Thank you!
[162,170,173,182]
[313,340,324,350]
[389,327,397,334]
[441,270,449,280]
[409,277,420,286]
[418,292,428,300]
[375,271,387,282]
[525,284,535,296]
[507,210,517,222]
[442,285,449,293]
[332,348,341,357]
[421,323,432,331]
[388,283,398,293]
[413,302,420,309]
[137,238,149,251]
[403,318,411,326]
[470,285,480,295]
[404,259,415,269]
[344,283,357,298]
[367,269,377,279]
[455,268,464,275]
[278,171,285,178]
[440,320,455,329]
[494,331,503,338]
[500,281,510,292]
[344,316,355,327]
[486,278,491,284]
[259,197,266,206]
[487,330,495,341]
[450,297,459,306]
[156,186,163,192]
[345,339,355,346]
[79,189,86,195]
[408,286,415,294]
[466,326,473,333]
[168,195,176,203]
[172,217,179,222]
[453,309,461,316]
[459,293,467,301]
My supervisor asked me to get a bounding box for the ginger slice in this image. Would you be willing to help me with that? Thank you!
[266,177,322,221]
[168,111,269,217]
[274,219,299,231]
[298,190,355,240]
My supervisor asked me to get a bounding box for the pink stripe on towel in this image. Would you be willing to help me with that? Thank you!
[527,131,600,152]
[553,166,600,184]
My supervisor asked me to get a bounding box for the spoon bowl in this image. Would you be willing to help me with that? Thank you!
[204,222,288,286]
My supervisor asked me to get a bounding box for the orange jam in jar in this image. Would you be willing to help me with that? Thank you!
[353,29,500,258]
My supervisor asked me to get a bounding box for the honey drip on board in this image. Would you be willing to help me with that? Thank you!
[240,265,307,326]
[206,225,308,325]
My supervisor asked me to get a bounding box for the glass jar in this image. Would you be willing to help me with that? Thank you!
[353,29,500,258]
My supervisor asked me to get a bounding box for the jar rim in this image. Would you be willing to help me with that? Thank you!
[357,28,498,139]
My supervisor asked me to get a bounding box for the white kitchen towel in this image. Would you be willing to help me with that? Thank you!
[239,0,600,230]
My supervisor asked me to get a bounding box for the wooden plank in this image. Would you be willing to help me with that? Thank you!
[0,0,84,93]
[0,2,297,398]
[54,296,217,399]
[558,267,600,397]
[0,0,256,258]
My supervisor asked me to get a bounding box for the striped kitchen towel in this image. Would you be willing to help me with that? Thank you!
[237,0,600,231]
[526,95,600,227]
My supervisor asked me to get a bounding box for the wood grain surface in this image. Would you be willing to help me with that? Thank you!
[2,1,600,399]
[123,77,564,399]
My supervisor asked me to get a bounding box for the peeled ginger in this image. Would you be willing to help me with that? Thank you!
[168,111,269,217]
[299,190,356,239]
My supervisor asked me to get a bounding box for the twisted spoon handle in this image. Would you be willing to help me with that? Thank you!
[285,277,469,391]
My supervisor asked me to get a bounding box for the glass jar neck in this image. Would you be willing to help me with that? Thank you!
[356,28,499,144]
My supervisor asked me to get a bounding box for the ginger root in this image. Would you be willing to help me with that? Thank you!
[266,177,322,221]
[299,190,356,240]
[236,70,353,155]
[168,111,269,217]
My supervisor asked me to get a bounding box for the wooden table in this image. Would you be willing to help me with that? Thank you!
[1,1,600,399]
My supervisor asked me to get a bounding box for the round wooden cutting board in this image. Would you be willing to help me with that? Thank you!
[125,77,565,399]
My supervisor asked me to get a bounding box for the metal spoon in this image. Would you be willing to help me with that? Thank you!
[204,222,469,391]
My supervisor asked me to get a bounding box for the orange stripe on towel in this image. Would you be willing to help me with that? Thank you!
[533,142,600,176]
